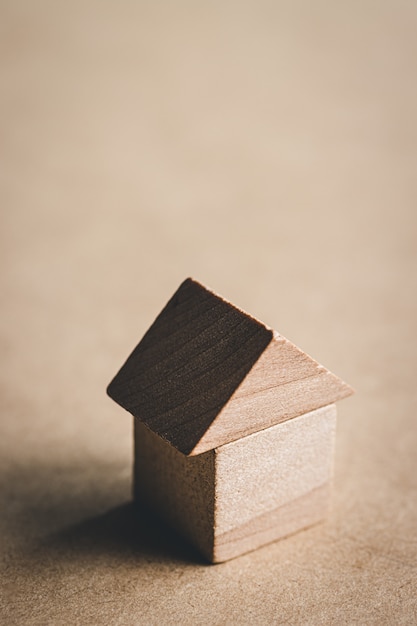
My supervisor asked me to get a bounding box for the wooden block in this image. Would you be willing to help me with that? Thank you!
[213,403,336,562]
[133,419,215,560]
[108,278,353,561]
[109,278,273,455]
[192,332,349,455]
[134,404,337,563]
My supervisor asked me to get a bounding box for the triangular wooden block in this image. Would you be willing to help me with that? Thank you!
[107,278,352,456]
[192,332,352,455]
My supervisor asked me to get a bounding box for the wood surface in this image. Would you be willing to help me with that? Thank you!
[133,418,216,560]
[213,404,336,562]
[108,278,273,455]
[192,329,352,455]
[108,278,352,456]
[134,405,336,562]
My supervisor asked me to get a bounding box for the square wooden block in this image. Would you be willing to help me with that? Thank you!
[134,404,336,562]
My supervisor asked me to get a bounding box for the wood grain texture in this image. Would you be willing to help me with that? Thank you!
[108,278,352,455]
[214,484,330,563]
[134,417,216,561]
[212,404,336,562]
[193,332,351,455]
[108,278,272,455]
[134,405,336,562]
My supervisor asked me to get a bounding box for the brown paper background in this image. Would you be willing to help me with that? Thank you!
[1,1,416,623]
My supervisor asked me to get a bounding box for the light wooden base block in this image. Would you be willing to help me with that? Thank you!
[134,404,336,562]
[213,483,330,562]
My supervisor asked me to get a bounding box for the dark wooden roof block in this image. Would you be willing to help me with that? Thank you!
[107,278,273,455]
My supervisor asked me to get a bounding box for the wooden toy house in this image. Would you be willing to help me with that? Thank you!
[107,278,353,562]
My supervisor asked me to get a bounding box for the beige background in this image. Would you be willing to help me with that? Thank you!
[1,1,416,624]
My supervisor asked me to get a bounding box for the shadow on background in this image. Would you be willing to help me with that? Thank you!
[1,459,206,570]
[44,501,206,566]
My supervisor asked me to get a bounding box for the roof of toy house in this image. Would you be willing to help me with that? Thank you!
[107,278,353,456]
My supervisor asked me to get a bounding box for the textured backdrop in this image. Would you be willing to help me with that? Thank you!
[1,1,416,623]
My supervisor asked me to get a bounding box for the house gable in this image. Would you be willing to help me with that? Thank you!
[108,278,353,456]
[191,333,352,455]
